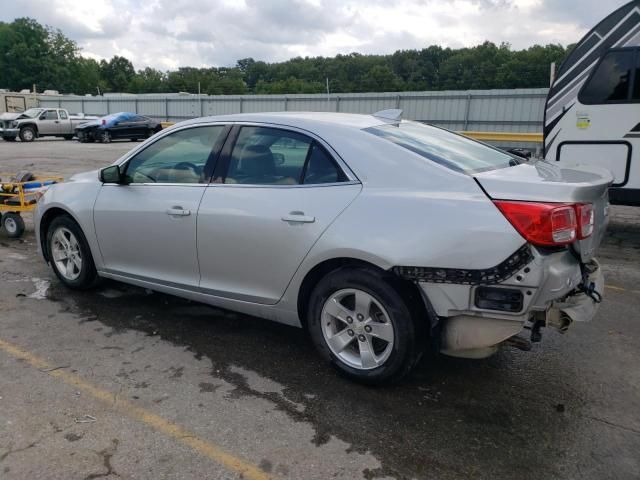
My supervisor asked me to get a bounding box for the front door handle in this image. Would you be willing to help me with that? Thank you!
[166,206,191,216]
[281,211,315,223]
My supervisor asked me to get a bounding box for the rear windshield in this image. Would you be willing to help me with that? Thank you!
[364,121,518,174]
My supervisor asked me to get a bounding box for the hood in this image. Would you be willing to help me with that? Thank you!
[69,170,100,182]
[76,119,101,129]
[0,112,24,121]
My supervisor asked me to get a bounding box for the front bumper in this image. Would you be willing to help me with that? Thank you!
[418,246,604,358]
[0,128,19,139]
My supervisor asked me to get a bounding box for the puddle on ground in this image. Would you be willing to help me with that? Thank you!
[27,277,50,299]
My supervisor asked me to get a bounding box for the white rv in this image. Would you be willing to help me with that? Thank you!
[544,0,640,205]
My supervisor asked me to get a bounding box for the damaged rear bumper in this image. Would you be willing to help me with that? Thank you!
[416,247,604,359]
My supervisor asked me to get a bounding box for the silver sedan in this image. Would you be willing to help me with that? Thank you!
[35,111,612,383]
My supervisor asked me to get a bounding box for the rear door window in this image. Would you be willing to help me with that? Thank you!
[580,49,635,104]
[59,110,68,120]
[224,126,347,185]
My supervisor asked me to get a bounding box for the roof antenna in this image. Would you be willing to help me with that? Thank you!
[373,109,402,121]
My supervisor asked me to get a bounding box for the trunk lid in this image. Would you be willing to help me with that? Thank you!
[474,161,613,262]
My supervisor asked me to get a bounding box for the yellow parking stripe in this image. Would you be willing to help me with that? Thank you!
[0,337,274,480]
[606,285,640,294]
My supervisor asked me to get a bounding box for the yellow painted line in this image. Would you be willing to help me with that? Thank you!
[606,285,626,291]
[0,337,273,480]
[459,131,543,143]
[606,285,640,294]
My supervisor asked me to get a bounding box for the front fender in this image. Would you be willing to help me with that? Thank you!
[36,180,103,269]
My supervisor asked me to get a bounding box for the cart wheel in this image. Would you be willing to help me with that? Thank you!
[2,213,25,238]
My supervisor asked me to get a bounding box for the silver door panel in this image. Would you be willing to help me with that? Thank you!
[94,184,206,287]
[197,183,361,304]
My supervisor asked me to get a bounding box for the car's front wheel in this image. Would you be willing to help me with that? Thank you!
[19,126,36,142]
[98,130,111,143]
[46,215,99,289]
[307,267,422,384]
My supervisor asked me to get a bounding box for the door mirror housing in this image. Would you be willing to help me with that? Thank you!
[100,165,124,184]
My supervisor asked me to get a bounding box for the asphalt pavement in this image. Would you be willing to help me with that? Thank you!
[0,138,639,479]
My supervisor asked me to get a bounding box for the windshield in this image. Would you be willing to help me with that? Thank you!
[364,121,519,174]
[23,108,44,118]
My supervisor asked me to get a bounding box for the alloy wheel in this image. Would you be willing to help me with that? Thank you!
[51,227,83,281]
[321,288,395,370]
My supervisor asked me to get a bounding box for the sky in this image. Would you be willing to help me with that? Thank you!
[0,0,631,70]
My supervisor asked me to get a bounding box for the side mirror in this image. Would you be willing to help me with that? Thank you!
[100,165,124,184]
[39,114,47,120]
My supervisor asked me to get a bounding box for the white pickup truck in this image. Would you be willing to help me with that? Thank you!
[0,108,97,142]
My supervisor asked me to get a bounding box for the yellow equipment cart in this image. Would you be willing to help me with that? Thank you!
[0,174,63,238]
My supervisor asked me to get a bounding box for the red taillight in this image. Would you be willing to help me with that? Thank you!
[494,200,578,247]
[576,203,594,239]
[101,119,106,125]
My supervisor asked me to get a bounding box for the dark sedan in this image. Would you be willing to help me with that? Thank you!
[76,112,162,143]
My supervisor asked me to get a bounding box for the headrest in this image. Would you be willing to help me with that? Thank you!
[241,145,275,176]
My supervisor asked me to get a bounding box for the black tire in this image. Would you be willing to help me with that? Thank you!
[63,135,74,140]
[307,267,422,385]
[46,215,99,290]
[98,130,111,143]
[19,126,36,142]
[2,213,25,238]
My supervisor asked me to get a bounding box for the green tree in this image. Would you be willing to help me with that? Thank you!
[100,56,135,92]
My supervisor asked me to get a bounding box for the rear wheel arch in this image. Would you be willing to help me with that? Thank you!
[297,257,431,334]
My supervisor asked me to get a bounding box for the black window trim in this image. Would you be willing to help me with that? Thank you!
[212,123,356,188]
[578,46,640,105]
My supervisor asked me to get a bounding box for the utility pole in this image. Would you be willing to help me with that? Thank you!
[549,62,556,87]
[326,77,330,110]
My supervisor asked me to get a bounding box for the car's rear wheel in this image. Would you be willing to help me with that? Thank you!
[307,267,422,384]
[2,213,25,238]
[19,126,36,142]
[63,135,74,140]
[46,215,99,289]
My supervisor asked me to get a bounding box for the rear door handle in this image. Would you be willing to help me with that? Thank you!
[281,211,315,223]
[166,207,191,216]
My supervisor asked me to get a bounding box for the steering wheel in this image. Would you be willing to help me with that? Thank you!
[130,170,156,183]
[173,162,200,173]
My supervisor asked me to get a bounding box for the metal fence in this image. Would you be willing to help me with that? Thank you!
[38,88,549,150]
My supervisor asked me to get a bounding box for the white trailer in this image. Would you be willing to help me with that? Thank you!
[544,0,640,205]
